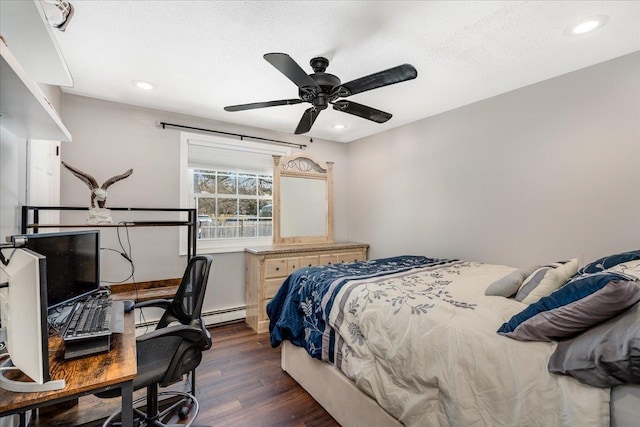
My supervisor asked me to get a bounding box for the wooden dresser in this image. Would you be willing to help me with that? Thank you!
[245,242,369,333]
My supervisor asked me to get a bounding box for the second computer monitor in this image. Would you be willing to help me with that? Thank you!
[15,230,100,309]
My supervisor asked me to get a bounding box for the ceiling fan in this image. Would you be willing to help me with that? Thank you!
[224,53,418,135]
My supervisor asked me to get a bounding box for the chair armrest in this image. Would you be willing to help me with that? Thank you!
[136,319,211,350]
[134,298,171,310]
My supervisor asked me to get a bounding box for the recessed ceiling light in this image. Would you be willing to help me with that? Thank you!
[332,124,347,130]
[565,15,609,36]
[132,80,157,90]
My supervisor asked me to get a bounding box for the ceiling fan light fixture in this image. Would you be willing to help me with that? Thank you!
[565,15,609,36]
[132,80,157,91]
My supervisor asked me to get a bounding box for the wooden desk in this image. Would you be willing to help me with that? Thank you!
[0,311,137,426]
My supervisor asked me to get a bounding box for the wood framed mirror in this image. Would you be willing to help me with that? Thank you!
[272,154,334,245]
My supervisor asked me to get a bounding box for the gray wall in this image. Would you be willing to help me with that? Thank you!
[347,52,640,268]
[59,94,349,314]
[1,84,62,243]
[6,52,639,316]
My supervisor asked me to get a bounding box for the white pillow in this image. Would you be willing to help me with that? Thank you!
[485,265,540,298]
[515,258,579,304]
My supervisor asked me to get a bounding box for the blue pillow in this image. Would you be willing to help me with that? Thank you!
[578,250,640,275]
[497,272,640,341]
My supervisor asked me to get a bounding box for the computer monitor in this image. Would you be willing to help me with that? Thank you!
[14,230,100,309]
[0,248,65,391]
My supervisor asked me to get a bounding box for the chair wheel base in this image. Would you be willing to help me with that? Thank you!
[102,391,200,427]
[178,406,190,419]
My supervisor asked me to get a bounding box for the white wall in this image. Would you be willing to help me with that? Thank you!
[59,94,349,314]
[0,126,27,242]
[347,52,640,268]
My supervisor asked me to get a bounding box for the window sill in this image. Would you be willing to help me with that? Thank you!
[181,237,272,255]
[194,245,251,255]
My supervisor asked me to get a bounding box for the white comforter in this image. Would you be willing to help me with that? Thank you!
[328,260,610,426]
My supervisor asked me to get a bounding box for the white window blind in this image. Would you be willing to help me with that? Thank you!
[187,140,281,174]
[180,131,291,254]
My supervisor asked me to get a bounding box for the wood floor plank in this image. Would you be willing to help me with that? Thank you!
[28,322,339,427]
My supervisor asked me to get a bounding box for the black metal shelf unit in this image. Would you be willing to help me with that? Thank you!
[21,206,197,259]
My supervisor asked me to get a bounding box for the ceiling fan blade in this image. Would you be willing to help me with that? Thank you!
[264,53,320,91]
[333,100,392,123]
[294,107,321,134]
[224,99,303,112]
[334,64,417,97]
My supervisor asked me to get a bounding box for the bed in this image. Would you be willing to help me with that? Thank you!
[267,255,640,426]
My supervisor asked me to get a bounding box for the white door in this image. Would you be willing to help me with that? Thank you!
[27,140,60,230]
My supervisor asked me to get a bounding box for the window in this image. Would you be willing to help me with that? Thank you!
[193,169,273,239]
[180,132,290,253]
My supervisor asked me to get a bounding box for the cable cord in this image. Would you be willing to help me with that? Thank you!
[115,224,146,327]
[0,248,17,267]
[118,224,140,305]
[99,222,137,285]
[99,248,135,283]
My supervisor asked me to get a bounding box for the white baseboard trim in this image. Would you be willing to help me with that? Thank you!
[135,305,246,331]
[202,306,246,326]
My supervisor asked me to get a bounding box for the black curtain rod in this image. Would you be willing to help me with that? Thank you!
[158,122,307,149]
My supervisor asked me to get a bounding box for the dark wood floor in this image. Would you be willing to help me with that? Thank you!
[32,322,340,427]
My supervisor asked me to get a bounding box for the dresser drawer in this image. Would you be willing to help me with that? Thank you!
[262,298,272,319]
[335,251,366,263]
[319,254,338,265]
[287,257,301,275]
[288,255,318,274]
[301,255,319,268]
[287,255,320,274]
[265,258,287,278]
[265,277,285,299]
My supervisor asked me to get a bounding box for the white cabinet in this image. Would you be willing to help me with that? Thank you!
[0,0,72,141]
[0,0,72,86]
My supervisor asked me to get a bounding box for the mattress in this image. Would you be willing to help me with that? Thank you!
[268,256,611,426]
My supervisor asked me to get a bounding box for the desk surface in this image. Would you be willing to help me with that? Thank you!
[0,311,136,414]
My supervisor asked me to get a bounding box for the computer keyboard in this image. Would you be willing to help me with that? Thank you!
[60,296,113,341]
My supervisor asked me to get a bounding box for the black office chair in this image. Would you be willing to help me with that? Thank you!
[97,255,213,427]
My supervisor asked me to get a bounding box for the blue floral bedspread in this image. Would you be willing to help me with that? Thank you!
[267,255,451,362]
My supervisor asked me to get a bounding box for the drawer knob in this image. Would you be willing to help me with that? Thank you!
[275,267,279,271]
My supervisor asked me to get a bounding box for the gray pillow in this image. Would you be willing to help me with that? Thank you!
[548,302,640,387]
[485,266,540,298]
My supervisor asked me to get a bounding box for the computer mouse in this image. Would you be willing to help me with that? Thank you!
[123,300,135,313]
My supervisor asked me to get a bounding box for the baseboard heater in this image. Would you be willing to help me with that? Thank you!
[135,305,246,330]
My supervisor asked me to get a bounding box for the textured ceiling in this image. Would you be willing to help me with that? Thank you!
[51,1,640,143]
